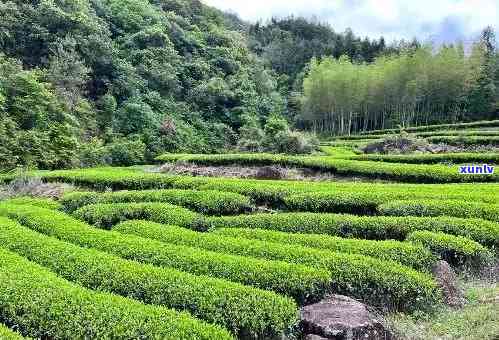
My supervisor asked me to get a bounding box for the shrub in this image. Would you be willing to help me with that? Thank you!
[115,220,440,311]
[0,324,24,340]
[283,192,382,214]
[0,248,232,340]
[426,136,499,146]
[351,153,499,165]
[73,202,201,229]
[212,227,436,271]
[77,138,107,168]
[204,213,499,249]
[2,197,61,210]
[407,231,494,269]
[358,120,499,135]
[103,137,146,166]
[0,216,297,338]
[378,200,499,222]
[61,189,253,215]
[0,204,331,303]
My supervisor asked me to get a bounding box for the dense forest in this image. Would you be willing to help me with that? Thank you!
[300,28,499,134]
[0,0,498,170]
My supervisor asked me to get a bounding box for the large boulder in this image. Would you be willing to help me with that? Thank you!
[432,260,464,308]
[300,295,391,339]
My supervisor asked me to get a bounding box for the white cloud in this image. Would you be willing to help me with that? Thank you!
[202,0,498,42]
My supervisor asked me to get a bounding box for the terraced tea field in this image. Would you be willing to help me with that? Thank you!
[0,124,497,339]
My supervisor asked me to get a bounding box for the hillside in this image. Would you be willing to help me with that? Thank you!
[0,0,283,168]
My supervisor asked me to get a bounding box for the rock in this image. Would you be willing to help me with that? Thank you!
[432,260,465,308]
[300,294,391,340]
[254,166,286,180]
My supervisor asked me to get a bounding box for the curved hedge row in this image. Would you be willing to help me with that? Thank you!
[0,248,233,340]
[61,189,253,215]
[283,192,499,216]
[426,136,499,146]
[351,153,499,165]
[379,200,499,222]
[212,227,436,271]
[283,192,382,214]
[0,324,24,340]
[155,153,499,183]
[73,202,200,229]
[115,220,440,311]
[358,119,499,135]
[2,197,62,210]
[204,213,499,249]
[407,231,494,269]
[0,216,298,338]
[0,204,330,303]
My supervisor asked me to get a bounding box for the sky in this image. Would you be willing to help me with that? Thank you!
[202,0,498,44]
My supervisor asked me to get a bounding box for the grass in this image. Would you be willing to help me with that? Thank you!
[388,281,498,340]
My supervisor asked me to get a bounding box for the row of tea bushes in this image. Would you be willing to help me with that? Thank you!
[350,153,499,165]
[283,193,499,220]
[0,247,233,340]
[378,200,499,222]
[73,202,200,229]
[358,120,499,135]
[416,130,499,137]
[426,136,499,146]
[0,216,296,338]
[211,227,435,270]
[204,213,499,249]
[114,220,439,311]
[0,204,330,303]
[3,197,62,210]
[407,231,494,269]
[213,227,492,271]
[330,130,499,142]
[155,153,499,183]
[61,189,253,215]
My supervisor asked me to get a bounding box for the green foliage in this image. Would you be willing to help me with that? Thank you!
[61,189,253,215]
[3,197,61,210]
[204,213,499,249]
[283,191,499,214]
[0,324,24,340]
[0,56,79,170]
[379,200,499,222]
[359,120,499,135]
[0,204,331,302]
[116,220,440,311]
[103,137,146,166]
[407,231,494,269]
[0,247,232,340]
[213,227,436,271]
[0,0,287,169]
[425,135,499,146]
[351,152,499,164]
[0,215,297,338]
[73,202,199,229]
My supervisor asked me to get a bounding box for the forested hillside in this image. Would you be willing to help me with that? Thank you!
[0,0,284,169]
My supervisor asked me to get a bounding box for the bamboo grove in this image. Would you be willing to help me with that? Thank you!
[300,37,499,135]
